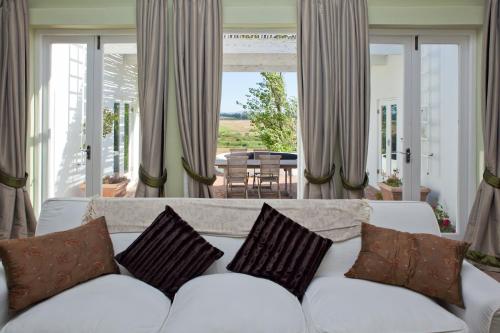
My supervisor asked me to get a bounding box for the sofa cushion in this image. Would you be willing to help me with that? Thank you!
[115,206,224,299]
[303,276,467,333]
[0,217,118,312]
[0,275,171,333]
[346,223,469,307]
[227,203,332,300]
[163,273,307,333]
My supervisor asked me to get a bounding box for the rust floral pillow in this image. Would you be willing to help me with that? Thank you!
[345,223,470,308]
[0,217,119,312]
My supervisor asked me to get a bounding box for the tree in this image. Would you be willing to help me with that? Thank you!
[237,72,297,152]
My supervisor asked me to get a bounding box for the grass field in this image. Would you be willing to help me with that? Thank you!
[217,119,265,154]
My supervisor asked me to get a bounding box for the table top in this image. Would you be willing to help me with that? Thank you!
[214,159,297,168]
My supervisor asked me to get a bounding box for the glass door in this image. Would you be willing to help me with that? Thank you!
[369,33,473,237]
[41,36,96,199]
[412,36,471,237]
[368,39,412,199]
[96,36,139,197]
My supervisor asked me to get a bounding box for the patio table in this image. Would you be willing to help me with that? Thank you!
[214,159,297,196]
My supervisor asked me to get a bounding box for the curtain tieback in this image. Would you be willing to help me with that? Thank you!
[483,168,500,189]
[340,167,369,191]
[0,168,28,189]
[181,157,217,186]
[139,164,167,196]
[304,165,335,185]
[466,250,500,268]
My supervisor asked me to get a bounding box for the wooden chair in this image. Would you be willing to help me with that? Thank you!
[229,148,248,157]
[256,155,281,199]
[225,156,249,198]
[252,149,270,188]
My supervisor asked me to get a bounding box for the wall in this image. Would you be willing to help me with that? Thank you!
[27,0,486,198]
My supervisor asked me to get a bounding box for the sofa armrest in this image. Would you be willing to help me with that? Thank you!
[444,261,500,333]
[0,264,9,328]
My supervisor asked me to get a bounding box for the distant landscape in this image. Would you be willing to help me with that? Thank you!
[217,118,264,154]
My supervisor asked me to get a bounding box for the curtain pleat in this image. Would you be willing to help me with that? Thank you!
[336,0,370,199]
[0,0,36,239]
[173,0,222,198]
[465,0,500,272]
[298,0,369,199]
[135,0,169,197]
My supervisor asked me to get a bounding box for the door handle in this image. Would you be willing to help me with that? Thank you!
[398,148,411,163]
[84,145,91,160]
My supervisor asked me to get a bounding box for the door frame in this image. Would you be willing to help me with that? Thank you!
[39,35,97,200]
[33,30,136,210]
[370,29,477,239]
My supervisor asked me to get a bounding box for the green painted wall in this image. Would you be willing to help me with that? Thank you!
[28,0,486,197]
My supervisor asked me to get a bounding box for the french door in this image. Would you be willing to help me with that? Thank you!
[368,32,475,237]
[40,34,138,200]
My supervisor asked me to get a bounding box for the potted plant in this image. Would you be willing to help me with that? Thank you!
[433,204,456,233]
[378,169,430,201]
[80,175,129,197]
[378,170,403,200]
[102,175,129,197]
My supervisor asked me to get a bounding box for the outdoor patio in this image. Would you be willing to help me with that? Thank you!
[212,170,297,199]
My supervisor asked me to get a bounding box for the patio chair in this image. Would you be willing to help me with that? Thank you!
[229,148,248,158]
[225,156,249,198]
[252,149,270,188]
[256,155,281,199]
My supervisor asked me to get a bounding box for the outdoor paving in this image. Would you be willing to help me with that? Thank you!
[213,171,297,199]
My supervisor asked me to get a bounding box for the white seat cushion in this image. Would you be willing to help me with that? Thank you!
[303,277,467,333]
[163,273,307,333]
[1,275,171,333]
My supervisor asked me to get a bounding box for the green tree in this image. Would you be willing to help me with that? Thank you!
[237,72,297,152]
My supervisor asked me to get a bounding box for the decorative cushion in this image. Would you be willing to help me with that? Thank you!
[0,217,118,312]
[303,276,467,333]
[227,203,333,300]
[1,275,171,333]
[163,273,307,333]
[115,206,224,299]
[345,223,470,307]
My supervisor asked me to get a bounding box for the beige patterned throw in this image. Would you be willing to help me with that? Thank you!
[82,198,371,242]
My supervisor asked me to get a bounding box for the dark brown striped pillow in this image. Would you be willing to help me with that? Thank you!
[227,203,333,300]
[115,206,223,299]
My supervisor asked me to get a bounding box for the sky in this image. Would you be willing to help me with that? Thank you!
[220,72,298,114]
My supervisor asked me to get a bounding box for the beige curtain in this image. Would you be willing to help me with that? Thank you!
[0,0,36,238]
[135,0,169,197]
[297,0,337,199]
[465,0,500,271]
[173,0,222,198]
[337,0,370,199]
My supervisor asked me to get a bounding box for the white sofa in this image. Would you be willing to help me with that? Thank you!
[0,198,499,333]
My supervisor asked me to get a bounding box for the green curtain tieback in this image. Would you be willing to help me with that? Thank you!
[139,164,167,190]
[340,167,369,191]
[466,250,500,268]
[483,168,500,189]
[0,168,28,189]
[304,165,335,185]
[181,157,217,186]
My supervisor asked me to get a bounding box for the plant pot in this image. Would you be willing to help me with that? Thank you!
[378,182,431,202]
[80,179,129,197]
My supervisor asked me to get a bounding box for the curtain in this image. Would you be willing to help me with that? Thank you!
[135,0,169,197]
[297,0,338,199]
[0,0,36,238]
[173,0,222,198]
[465,0,500,271]
[337,0,370,199]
